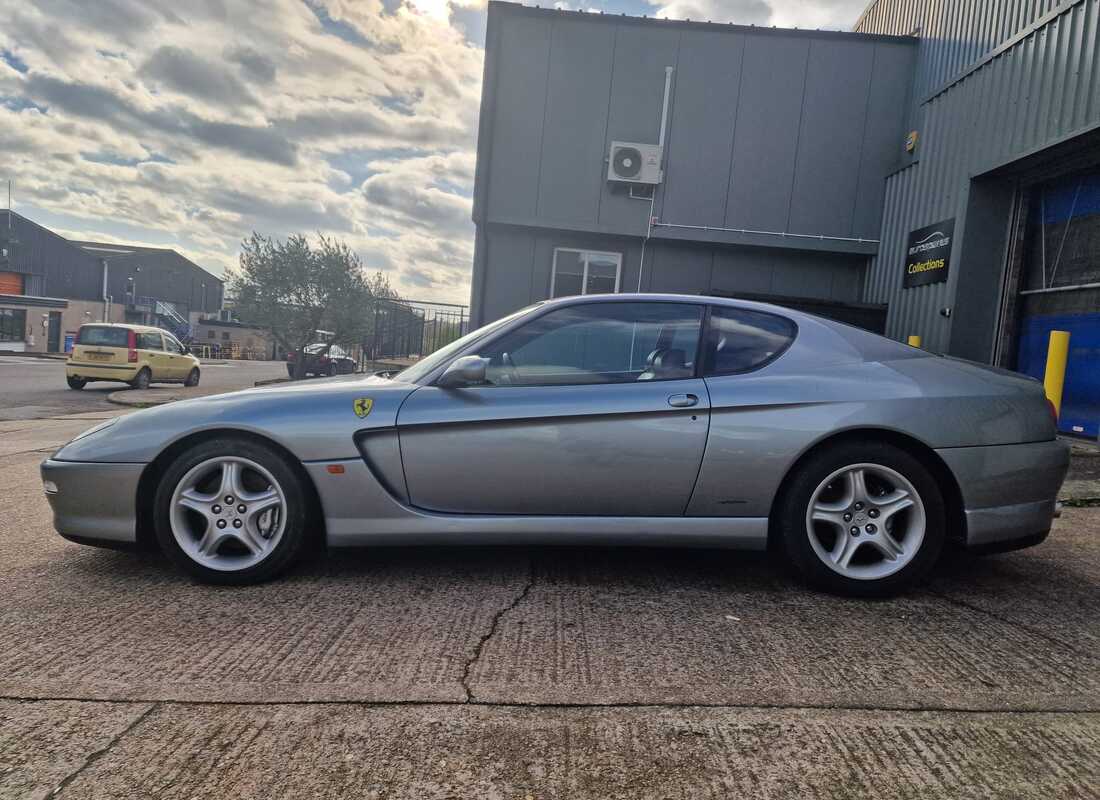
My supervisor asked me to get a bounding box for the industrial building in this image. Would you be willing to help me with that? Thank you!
[0,211,223,353]
[470,0,1100,437]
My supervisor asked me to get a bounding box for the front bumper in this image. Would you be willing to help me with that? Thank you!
[40,459,144,544]
[936,439,1070,549]
[66,362,140,381]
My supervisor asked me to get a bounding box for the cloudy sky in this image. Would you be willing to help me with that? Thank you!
[0,0,867,304]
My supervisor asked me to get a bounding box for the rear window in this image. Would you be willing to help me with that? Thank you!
[703,307,797,376]
[77,326,129,347]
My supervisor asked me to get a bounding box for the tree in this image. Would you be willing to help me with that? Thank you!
[229,232,394,379]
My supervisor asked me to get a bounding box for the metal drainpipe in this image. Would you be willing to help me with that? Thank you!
[101,259,109,322]
[638,66,675,293]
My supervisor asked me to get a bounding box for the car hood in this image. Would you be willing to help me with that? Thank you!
[54,374,420,464]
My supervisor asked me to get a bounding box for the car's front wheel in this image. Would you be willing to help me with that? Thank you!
[66,376,86,390]
[153,438,312,585]
[776,440,945,597]
[184,367,200,387]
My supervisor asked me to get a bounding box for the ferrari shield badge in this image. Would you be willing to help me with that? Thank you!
[353,397,374,418]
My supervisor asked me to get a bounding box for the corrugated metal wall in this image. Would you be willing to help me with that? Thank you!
[863,0,1100,351]
[856,0,1065,99]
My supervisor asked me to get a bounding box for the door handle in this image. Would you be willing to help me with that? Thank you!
[667,393,698,408]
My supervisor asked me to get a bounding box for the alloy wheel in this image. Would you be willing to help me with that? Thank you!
[168,456,287,572]
[804,462,926,580]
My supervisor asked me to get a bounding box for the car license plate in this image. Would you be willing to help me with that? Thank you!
[87,352,111,361]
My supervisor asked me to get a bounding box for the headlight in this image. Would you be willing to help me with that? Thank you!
[70,416,120,442]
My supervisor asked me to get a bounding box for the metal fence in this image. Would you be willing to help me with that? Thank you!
[358,298,468,371]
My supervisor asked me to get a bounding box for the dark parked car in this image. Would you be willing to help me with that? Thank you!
[286,343,356,378]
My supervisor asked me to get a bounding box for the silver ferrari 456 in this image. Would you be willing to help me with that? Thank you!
[41,294,1069,596]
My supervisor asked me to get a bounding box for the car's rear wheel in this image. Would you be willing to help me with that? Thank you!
[153,438,312,585]
[66,376,86,390]
[776,440,945,597]
[286,363,295,378]
[184,367,200,387]
[131,367,151,390]
[327,362,337,377]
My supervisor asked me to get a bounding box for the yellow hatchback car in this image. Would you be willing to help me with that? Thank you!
[66,323,201,390]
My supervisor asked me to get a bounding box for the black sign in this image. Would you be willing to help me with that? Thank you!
[903,219,954,288]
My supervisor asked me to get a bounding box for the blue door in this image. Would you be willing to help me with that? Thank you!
[1015,168,1100,438]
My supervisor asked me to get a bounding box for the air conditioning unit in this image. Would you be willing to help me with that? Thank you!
[607,141,663,185]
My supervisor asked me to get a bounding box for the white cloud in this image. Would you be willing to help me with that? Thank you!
[648,0,867,29]
[1,0,871,307]
[0,0,484,303]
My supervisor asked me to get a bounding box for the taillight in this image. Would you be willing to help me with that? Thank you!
[287,352,296,361]
[320,356,329,364]
[1047,398,1058,422]
[127,329,138,363]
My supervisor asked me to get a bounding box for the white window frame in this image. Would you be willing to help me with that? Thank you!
[550,248,622,298]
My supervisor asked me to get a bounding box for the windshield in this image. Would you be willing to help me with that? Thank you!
[394,304,540,384]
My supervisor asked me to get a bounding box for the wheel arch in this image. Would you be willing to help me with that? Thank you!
[135,428,326,550]
[766,427,966,551]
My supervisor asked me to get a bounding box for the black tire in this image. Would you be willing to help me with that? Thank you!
[327,362,337,377]
[775,439,945,598]
[184,367,200,387]
[130,367,151,390]
[66,376,87,390]
[153,437,312,585]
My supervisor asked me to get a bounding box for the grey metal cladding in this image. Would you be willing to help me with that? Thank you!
[535,18,615,226]
[645,243,713,294]
[711,248,775,296]
[725,35,810,232]
[856,0,1066,100]
[788,39,876,237]
[484,13,551,223]
[864,0,1100,353]
[482,227,536,316]
[479,5,917,242]
[598,23,681,234]
[661,31,745,230]
[852,42,918,239]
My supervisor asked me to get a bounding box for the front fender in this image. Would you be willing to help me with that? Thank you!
[52,377,418,464]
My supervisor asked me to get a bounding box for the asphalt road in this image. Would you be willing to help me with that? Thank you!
[1,415,1098,798]
[0,356,287,420]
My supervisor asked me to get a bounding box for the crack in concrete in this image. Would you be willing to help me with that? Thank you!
[929,591,1099,661]
[4,694,1098,715]
[460,558,537,704]
[49,702,159,797]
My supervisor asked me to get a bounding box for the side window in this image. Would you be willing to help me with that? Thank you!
[164,336,183,354]
[703,307,797,376]
[136,332,163,351]
[477,302,703,387]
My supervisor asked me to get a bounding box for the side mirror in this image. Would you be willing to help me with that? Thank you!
[437,355,489,388]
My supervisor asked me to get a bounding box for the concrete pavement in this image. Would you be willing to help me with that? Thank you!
[0,417,1098,798]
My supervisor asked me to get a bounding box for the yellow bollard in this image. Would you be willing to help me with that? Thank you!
[907,335,922,348]
[1043,330,1071,417]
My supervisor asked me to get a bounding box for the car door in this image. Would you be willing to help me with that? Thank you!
[162,333,189,379]
[396,300,710,516]
[135,331,169,379]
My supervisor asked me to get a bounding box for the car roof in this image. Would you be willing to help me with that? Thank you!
[79,322,171,334]
[537,292,920,363]
[539,292,811,319]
